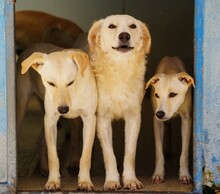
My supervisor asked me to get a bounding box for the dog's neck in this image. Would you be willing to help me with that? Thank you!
[90,50,146,86]
[91,47,146,66]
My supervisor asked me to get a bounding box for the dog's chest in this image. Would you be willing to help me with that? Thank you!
[96,63,145,118]
[61,109,82,119]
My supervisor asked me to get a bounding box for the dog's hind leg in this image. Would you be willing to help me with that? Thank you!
[97,115,121,191]
[123,111,143,190]
[151,117,165,183]
[179,113,192,184]
[16,74,33,132]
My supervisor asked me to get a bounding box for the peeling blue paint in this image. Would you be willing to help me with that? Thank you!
[212,156,218,163]
[203,129,210,144]
[0,0,16,192]
[194,0,204,193]
[0,0,8,185]
[203,0,220,187]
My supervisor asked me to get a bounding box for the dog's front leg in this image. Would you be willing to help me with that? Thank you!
[97,115,121,191]
[151,117,165,183]
[77,114,96,191]
[44,112,61,191]
[179,113,192,184]
[123,111,143,190]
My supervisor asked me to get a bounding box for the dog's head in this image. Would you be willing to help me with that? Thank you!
[21,49,89,115]
[146,72,195,121]
[88,14,151,57]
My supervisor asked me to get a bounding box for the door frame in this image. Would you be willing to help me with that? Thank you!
[0,0,16,193]
[0,0,203,193]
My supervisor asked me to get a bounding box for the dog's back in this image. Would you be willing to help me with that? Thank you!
[16,11,83,52]
[156,56,186,74]
[17,43,64,64]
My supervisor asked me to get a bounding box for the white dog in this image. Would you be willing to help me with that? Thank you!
[145,56,195,184]
[88,14,151,190]
[21,47,97,191]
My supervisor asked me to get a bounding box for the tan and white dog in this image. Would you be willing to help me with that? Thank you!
[16,10,83,53]
[20,44,97,191]
[145,56,195,184]
[88,15,151,190]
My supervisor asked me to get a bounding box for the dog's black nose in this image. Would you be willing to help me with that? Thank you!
[57,106,69,114]
[156,111,165,119]
[119,32,130,42]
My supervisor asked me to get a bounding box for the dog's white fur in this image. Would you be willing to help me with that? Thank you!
[88,14,151,190]
[146,56,195,184]
[21,48,97,191]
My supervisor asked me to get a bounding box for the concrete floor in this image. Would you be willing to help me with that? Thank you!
[18,176,193,193]
[17,96,193,193]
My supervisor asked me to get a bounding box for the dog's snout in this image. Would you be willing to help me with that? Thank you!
[57,106,69,114]
[118,32,130,42]
[156,111,165,119]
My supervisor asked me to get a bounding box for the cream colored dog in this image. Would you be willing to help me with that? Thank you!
[146,56,195,184]
[17,46,82,177]
[88,15,151,190]
[21,47,97,191]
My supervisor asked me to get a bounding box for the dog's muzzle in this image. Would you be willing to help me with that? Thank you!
[112,32,134,52]
[57,106,69,114]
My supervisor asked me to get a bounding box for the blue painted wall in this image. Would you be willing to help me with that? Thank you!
[0,0,8,183]
[194,0,204,192]
[202,0,220,188]
[0,0,16,193]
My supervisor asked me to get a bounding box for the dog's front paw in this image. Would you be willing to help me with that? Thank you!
[45,180,61,191]
[78,181,94,191]
[179,175,192,184]
[123,179,143,190]
[151,174,164,184]
[104,181,122,191]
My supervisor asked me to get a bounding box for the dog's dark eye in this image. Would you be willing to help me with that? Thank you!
[67,80,74,87]
[130,24,137,29]
[47,81,55,87]
[108,24,116,29]
[169,92,177,98]
[155,93,160,98]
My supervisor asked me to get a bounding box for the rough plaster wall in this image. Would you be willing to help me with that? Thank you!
[203,0,220,185]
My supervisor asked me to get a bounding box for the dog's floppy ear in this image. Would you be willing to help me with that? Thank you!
[140,22,151,55]
[21,52,46,74]
[145,75,161,89]
[67,50,89,77]
[88,19,103,53]
[177,72,195,88]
